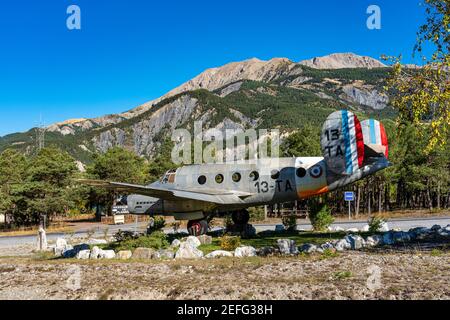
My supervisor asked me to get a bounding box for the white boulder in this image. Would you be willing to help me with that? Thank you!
[171,239,181,248]
[234,246,257,258]
[277,239,298,255]
[156,249,176,260]
[205,250,234,259]
[334,239,351,252]
[54,243,73,257]
[361,224,370,232]
[132,247,155,260]
[379,222,390,232]
[321,242,335,251]
[197,235,213,245]
[90,246,101,259]
[345,235,365,250]
[185,236,201,248]
[56,238,68,248]
[300,243,318,254]
[175,242,204,259]
[99,250,116,259]
[117,250,132,260]
[366,235,383,247]
[76,250,91,260]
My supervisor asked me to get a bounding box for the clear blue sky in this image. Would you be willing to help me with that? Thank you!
[0,0,430,136]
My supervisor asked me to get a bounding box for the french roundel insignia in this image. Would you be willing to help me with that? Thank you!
[310,166,323,179]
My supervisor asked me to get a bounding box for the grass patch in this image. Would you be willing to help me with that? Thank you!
[332,271,353,280]
[431,249,443,256]
[197,230,347,254]
[320,249,339,260]
[32,251,57,261]
[241,230,345,248]
[198,239,222,254]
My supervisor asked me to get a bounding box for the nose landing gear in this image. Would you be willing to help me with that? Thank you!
[232,210,250,226]
[227,210,255,238]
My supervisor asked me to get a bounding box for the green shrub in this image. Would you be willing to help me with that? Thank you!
[147,216,166,234]
[116,231,169,251]
[114,230,139,242]
[224,215,234,230]
[368,216,387,233]
[248,207,265,222]
[309,202,334,232]
[282,214,297,231]
[220,236,241,251]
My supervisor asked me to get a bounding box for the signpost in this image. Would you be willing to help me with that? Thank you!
[344,192,355,220]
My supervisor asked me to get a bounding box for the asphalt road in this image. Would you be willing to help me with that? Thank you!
[0,216,449,248]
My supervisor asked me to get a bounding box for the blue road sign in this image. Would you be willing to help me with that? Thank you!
[344,192,355,202]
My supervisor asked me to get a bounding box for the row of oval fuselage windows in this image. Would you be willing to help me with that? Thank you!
[136,201,152,205]
[197,167,317,185]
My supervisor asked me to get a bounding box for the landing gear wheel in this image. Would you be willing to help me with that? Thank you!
[187,219,208,236]
[232,210,250,225]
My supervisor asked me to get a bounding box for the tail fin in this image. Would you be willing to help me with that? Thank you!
[321,110,365,175]
[360,119,389,159]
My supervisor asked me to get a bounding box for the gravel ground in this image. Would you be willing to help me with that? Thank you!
[0,250,448,300]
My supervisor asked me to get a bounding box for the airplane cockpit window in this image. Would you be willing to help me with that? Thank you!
[215,174,224,184]
[232,172,241,182]
[161,169,177,184]
[296,168,307,178]
[249,171,259,181]
[198,175,207,185]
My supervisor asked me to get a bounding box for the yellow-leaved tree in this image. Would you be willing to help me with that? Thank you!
[384,0,449,153]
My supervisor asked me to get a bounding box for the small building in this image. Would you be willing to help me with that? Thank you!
[0,214,5,224]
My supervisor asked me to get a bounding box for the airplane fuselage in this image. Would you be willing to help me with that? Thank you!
[126,155,390,220]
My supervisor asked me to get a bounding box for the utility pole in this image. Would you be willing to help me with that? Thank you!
[36,114,45,151]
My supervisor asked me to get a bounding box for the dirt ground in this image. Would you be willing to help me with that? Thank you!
[0,250,448,300]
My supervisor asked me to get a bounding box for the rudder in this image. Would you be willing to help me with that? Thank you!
[321,110,365,175]
[360,119,389,159]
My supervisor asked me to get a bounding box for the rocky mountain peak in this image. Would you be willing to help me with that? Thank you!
[43,53,388,137]
[299,53,386,69]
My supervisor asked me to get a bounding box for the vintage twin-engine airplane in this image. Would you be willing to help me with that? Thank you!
[82,110,391,236]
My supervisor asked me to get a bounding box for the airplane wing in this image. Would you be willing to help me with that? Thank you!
[77,179,252,205]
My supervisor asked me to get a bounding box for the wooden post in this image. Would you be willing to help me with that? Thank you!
[37,226,47,252]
